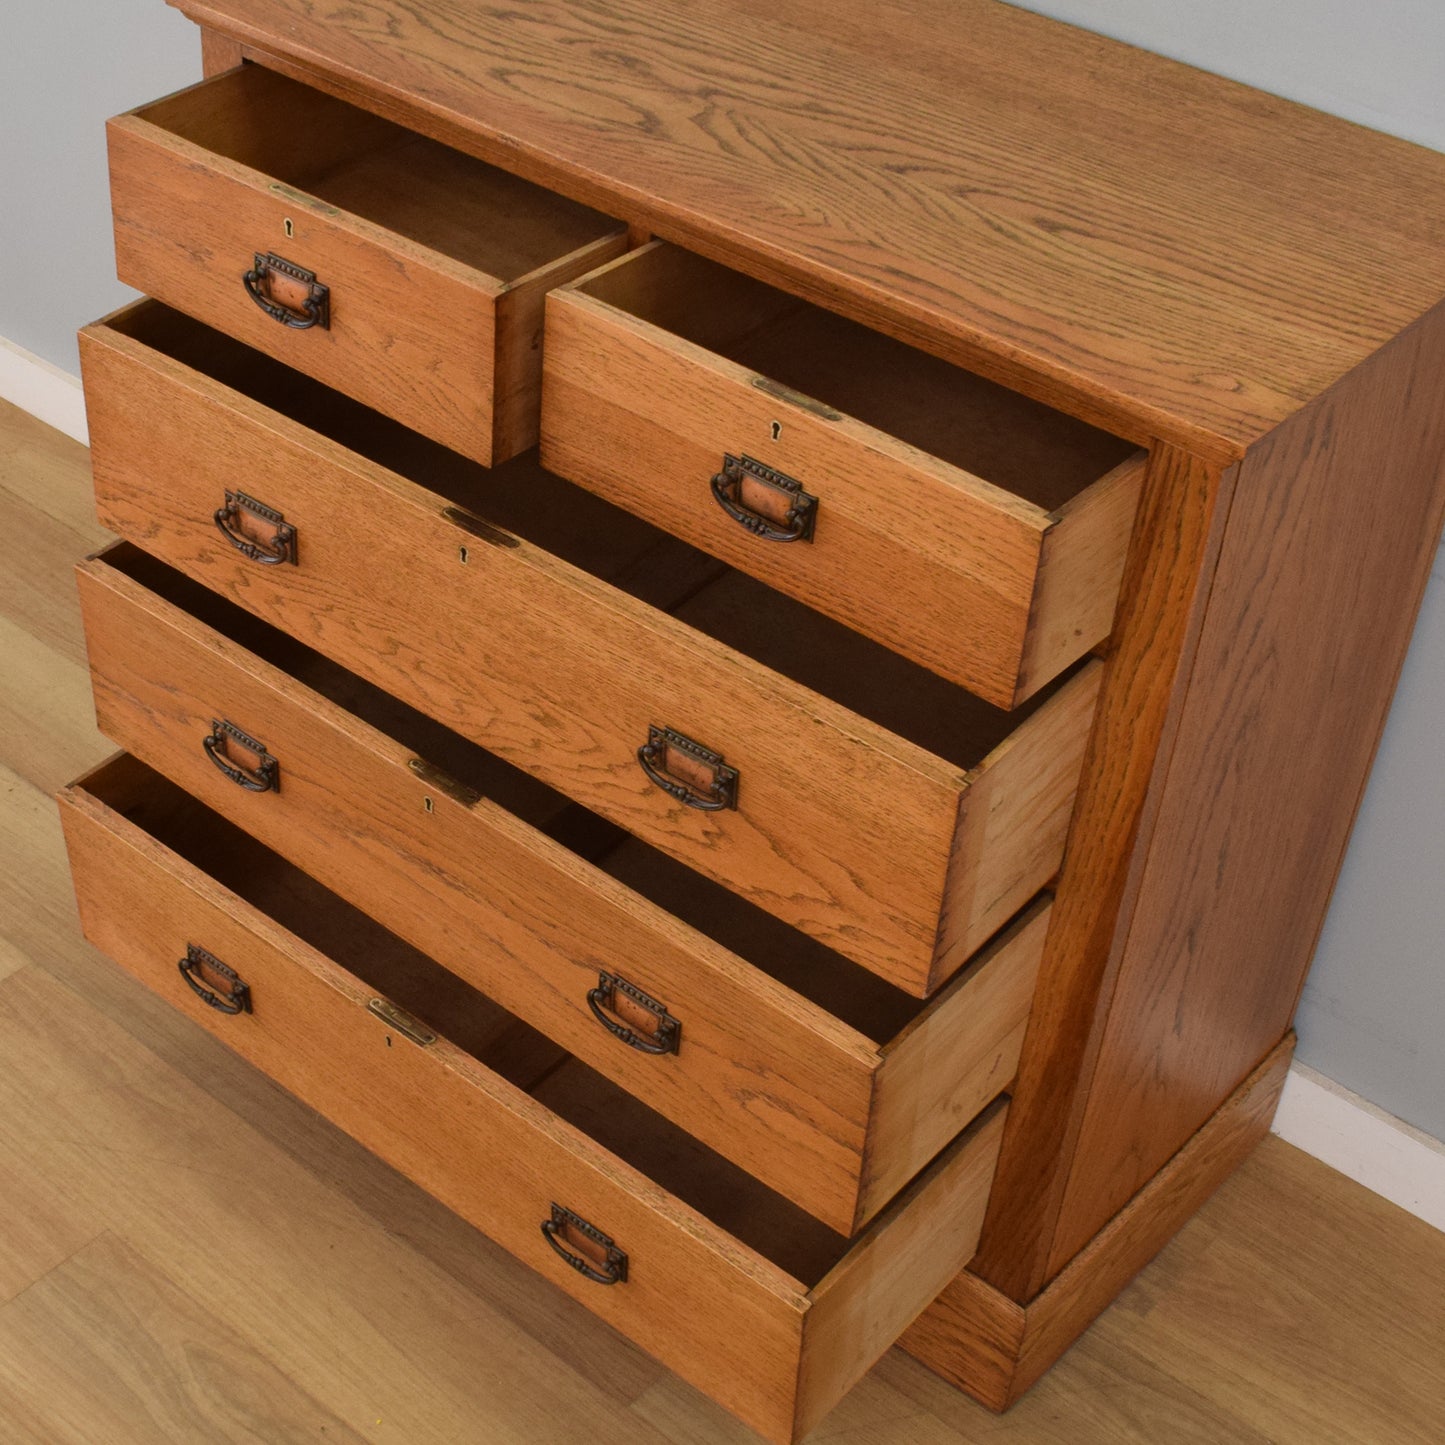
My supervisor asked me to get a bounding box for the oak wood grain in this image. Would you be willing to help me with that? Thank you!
[80,305,1094,995]
[9,391,1445,1445]
[860,903,1046,1224]
[76,541,1035,1231]
[971,444,1238,1301]
[198,26,243,76]
[543,243,1143,707]
[171,0,1445,456]
[1049,299,1445,1267]
[57,761,1003,1444]
[794,1104,1005,1441]
[109,64,625,463]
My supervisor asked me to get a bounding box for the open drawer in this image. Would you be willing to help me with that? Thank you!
[58,754,1006,1445]
[76,540,1043,1233]
[542,242,1146,707]
[80,300,1099,995]
[108,63,627,463]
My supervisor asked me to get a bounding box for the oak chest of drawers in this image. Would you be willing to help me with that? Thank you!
[58,2,1445,1439]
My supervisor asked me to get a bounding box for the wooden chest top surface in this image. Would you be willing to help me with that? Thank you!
[174,0,1445,460]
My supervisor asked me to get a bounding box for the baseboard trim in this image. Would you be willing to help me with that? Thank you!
[1271,1061,1445,1232]
[899,1034,1295,1410]
[0,337,87,445]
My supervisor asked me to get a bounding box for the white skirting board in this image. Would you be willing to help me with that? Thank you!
[2,337,1443,1235]
[1272,1063,1445,1233]
[0,336,89,445]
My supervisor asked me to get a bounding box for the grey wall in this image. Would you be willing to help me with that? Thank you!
[3,3,1442,1138]
[0,1,197,374]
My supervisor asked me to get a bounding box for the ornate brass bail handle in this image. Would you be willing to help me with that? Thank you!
[540,1204,628,1285]
[242,251,330,329]
[178,944,252,1016]
[214,489,298,566]
[586,971,682,1055]
[202,719,280,793]
[636,725,739,812]
[710,454,818,542]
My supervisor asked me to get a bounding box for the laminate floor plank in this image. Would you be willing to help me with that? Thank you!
[4,398,1445,1444]
[0,1232,370,1445]
[0,399,101,538]
[0,965,678,1445]
[0,479,109,666]
[0,613,109,794]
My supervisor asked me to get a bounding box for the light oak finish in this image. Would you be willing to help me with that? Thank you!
[58,0,1445,1418]
[198,25,242,75]
[108,64,627,463]
[79,302,1099,995]
[76,539,1044,1232]
[58,755,1006,1445]
[1047,295,1445,1269]
[170,0,1445,459]
[902,1034,1295,1409]
[10,400,1445,1443]
[972,443,1238,1301]
[542,243,1145,707]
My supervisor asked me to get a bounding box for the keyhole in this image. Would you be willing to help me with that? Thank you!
[459,546,469,564]
[283,216,294,239]
[423,796,434,814]
[770,420,782,441]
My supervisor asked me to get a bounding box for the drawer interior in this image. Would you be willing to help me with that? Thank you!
[570,243,1139,508]
[107,302,1081,777]
[89,753,852,1283]
[102,544,951,1046]
[132,64,620,281]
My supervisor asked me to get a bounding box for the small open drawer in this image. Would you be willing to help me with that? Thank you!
[108,63,627,463]
[542,242,1146,707]
[76,540,1042,1232]
[58,754,1006,1444]
[81,301,1100,995]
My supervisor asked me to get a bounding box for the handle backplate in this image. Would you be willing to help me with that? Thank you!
[178,943,252,1015]
[214,489,297,566]
[587,971,681,1055]
[710,453,817,543]
[242,251,330,330]
[541,1203,628,1285]
[636,725,738,812]
[203,718,279,793]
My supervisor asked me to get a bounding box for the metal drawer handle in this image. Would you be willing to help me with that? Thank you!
[242,251,330,330]
[178,943,252,1016]
[636,725,738,812]
[541,1204,628,1286]
[587,971,681,1056]
[202,718,279,794]
[710,454,817,543]
[214,489,297,566]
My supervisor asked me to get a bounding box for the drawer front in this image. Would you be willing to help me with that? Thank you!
[58,757,1005,1444]
[542,243,1145,708]
[108,65,626,463]
[77,544,1045,1231]
[82,308,1099,995]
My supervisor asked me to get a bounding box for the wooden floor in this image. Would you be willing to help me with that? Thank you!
[2,395,1443,1444]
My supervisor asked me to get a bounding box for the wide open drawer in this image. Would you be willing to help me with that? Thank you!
[543,242,1146,707]
[77,540,1044,1232]
[81,300,1099,995]
[58,754,1005,1444]
[108,63,626,463]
